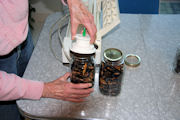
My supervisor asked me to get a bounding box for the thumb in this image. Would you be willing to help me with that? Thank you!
[55,72,71,83]
[61,72,71,81]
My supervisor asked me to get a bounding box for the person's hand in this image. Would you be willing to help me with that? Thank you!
[42,72,94,102]
[67,0,97,44]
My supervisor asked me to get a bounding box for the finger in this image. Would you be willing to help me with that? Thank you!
[64,98,86,103]
[62,72,71,80]
[71,20,79,40]
[54,92,90,99]
[68,93,90,99]
[83,22,97,44]
[71,83,92,89]
[91,23,97,43]
[84,24,93,35]
[87,13,94,24]
[91,16,95,23]
[57,72,71,82]
[90,31,96,44]
[90,35,96,44]
[85,13,96,32]
[71,88,94,95]
[89,28,96,44]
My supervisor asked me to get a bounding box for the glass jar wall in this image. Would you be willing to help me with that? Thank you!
[99,48,124,96]
[70,52,95,87]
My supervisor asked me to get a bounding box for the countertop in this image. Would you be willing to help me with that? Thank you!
[17,13,180,120]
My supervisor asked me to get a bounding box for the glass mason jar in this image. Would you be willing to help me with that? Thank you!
[99,48,124,96]
[70,52,95,87]
[69,34,96,87]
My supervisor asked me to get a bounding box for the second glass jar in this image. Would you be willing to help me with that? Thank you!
[99,48,124,96]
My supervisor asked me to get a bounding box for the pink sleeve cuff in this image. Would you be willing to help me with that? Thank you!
[22,79,44,100]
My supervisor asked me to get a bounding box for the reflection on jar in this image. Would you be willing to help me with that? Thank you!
[70,52,95,87]
[99,48,124,96]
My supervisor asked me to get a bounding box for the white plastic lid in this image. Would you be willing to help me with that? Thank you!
[70,34,96,54]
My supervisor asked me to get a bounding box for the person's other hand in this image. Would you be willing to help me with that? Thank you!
[67,0,97,44]
[42,72,94,102]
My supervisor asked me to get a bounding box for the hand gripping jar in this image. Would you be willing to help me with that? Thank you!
[99,48,124,96]
[70,34,96,87]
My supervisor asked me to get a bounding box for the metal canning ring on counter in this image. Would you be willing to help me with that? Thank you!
[124,54,141,67]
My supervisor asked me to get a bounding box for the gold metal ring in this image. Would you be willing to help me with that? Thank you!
[124,54,141,67]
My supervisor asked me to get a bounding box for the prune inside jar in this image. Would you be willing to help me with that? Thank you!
[70,34,96,87]
[70,52,95,87]
[99,48,124,96]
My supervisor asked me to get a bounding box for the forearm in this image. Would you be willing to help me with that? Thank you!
[0,71,44,101]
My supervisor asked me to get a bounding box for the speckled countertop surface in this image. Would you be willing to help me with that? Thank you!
[17,13,180,120]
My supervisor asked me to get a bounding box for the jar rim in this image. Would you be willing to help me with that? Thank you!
[104,48,123,62]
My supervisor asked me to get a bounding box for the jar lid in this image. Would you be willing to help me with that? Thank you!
[70,34,96,54]
[104,48,123,61]
[124,54,141,67]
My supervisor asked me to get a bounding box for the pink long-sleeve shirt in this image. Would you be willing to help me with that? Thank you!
[0,0,66,101]
[0,0,44,101]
